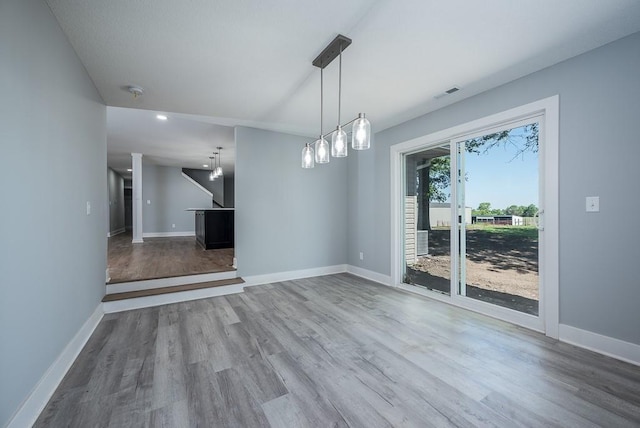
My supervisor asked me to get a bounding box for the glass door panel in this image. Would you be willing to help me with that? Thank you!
[403,143,452,295]
[457,123,540,315]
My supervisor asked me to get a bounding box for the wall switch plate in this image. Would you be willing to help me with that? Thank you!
[586,196,599,212]
[147,200,151,205]
[359,252,364,260]
[86,201,91,215]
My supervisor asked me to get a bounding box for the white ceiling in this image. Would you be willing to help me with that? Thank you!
[107,107,235,178]
[46,0,640,177]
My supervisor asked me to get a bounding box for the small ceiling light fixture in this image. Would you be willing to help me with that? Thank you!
[127,85,144,99]
[215,147,224,177]
[302,34,371,168]
[126,168,133,172]
[156,114,168,121]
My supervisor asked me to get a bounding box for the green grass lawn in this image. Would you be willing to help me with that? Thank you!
[465,225,538,240]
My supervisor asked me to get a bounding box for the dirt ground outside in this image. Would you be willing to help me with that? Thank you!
[406,226,539,315]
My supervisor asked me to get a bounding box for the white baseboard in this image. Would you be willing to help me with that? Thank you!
[242,264,348,287]
[132,238,144,244]
[7,305,104,428]
[103,283,245,313]
[142,231,195,238]
[106,270,237,294]
[346,265,391,286]
[559,324,640,366]
[107,228,126,238]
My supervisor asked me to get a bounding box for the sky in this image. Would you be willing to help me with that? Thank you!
[464,129,538,210]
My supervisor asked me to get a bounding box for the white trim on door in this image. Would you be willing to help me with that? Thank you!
[390,95,559,338]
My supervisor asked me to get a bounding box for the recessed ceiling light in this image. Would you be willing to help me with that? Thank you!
[203,164,209,168]
[127,168,133,172]
[156,114,168,121]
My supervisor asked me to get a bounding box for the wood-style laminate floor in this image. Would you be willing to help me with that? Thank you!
[36,274,640,427]
[107,232,234,284]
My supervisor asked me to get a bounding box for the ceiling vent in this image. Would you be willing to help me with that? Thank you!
[434,86,460,99]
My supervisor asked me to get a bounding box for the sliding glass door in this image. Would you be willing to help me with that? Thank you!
[395,98,558,335]
[401,118,545,327]
[455,122,540,316]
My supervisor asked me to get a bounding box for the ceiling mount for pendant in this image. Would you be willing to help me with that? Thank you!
[312,35,352,69]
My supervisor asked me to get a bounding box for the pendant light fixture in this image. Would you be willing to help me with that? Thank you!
[352,113,370,150]
[315,67,330,164]
[331,43,347,158]
[208,156,215,181]
[301,142,314,168]
[215,146,224,177]
[301,34,371,168]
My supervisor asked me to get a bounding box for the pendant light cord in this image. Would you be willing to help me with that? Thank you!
[337,46,342,126]
[320,68,324,136]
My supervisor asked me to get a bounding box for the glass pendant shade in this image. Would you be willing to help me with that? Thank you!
[315,137,330,163]
[215,166,223,176]
[209,171,214,181]
[302,143,314,168]
[331,127,348,157]
[352,113,371,150]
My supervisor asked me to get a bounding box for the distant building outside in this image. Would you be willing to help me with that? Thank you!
[428,203,472,228]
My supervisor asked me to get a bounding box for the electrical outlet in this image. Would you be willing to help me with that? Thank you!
[359,252,364,260]
[147,200,151,205]
[86,201,91,215]
[172,224,176,229]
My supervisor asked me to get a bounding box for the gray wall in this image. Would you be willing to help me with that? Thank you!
[349,32,640,345]
[182,168,224,206]
[107,168,125,234]
[0,0,107,425]
[224,175,235,208]
[142,164,212,234]
[235,127,347,277]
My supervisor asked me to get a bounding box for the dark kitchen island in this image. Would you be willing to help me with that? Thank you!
[187,208,234,250]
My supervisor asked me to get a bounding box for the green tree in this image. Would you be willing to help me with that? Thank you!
[416,157,451,229]
[522,204,538,217]
[472,202,505,216]
[425,157,451,202]
[474,202,493,215]
[505,205,523,216]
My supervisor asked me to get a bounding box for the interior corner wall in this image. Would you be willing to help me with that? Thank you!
[235,127,347,277]
[142,164,212,234]
[350,31,640,346]
[107,168,125,233]
[0,0,107,425]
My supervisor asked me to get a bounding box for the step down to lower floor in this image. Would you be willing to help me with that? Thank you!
[102,277,245,302]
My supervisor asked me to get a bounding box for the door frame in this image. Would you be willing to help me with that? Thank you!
[390,95,559,338]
